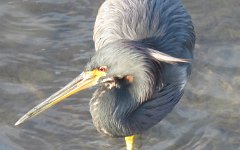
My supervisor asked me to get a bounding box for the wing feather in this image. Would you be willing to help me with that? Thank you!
[128,83,184,132]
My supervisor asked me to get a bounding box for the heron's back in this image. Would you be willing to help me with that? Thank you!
[93,0,195,55]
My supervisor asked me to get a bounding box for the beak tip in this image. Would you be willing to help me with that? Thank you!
[15,115,27,126]
[15,118,24,126]
[14,121,21,126]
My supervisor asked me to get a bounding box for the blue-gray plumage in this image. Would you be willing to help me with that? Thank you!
[88,0,195,137]
[15,0,195,149]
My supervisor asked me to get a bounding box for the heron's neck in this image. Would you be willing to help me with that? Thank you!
[89,83,140,136]
[89,71,160,136]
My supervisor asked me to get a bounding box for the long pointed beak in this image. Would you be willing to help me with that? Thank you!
[15,70,106,126]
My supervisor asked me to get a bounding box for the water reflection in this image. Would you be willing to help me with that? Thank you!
[0,0,239,150]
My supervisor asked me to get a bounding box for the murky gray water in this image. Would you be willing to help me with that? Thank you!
[0,0,239,150]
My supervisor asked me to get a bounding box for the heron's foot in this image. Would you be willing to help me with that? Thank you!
[125,135,135,150]
[125,135,143,150]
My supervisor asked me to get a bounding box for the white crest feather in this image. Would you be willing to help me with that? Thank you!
[148,49,191,64]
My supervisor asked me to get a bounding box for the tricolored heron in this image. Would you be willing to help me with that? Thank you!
[15,0,195,149]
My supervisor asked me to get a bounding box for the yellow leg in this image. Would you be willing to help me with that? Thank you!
[125,135,135,150]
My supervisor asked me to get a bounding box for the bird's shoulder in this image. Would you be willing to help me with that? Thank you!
[93,0,194,51]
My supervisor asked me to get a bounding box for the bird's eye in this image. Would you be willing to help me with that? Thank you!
[98,66,107,72]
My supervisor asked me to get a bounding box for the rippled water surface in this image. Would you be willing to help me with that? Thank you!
[0,0,239,150]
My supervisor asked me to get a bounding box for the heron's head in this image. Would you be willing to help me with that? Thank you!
[85,41,163,101]
[15,40,188,126]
